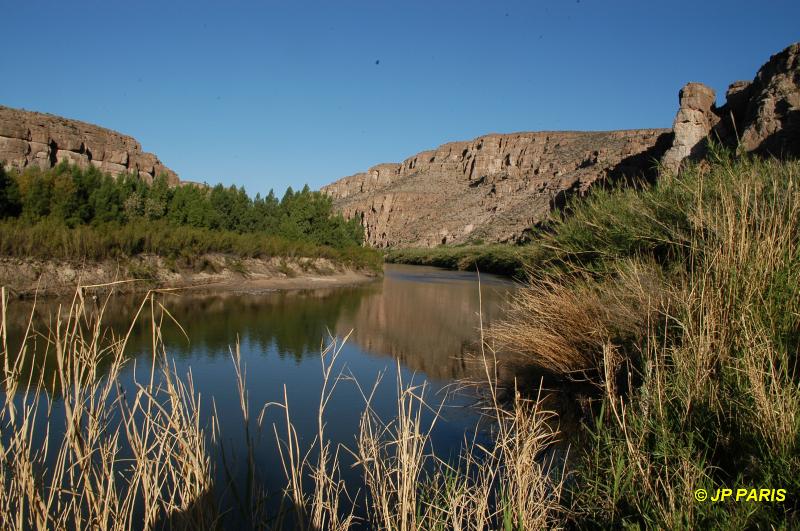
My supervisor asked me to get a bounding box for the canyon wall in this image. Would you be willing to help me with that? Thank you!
[0,105,178,185]
[324,42,799,249]
[323,129,670,248]
[663,42,799,172]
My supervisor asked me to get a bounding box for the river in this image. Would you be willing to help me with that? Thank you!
[3,264,518,522]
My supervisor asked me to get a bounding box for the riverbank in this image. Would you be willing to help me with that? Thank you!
[0,254,379,298]
[488,150,800,527]
[384,243,541,278]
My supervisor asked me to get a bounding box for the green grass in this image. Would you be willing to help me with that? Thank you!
[0,218,383,272]
[385,243,545,278]
[490,148,800,527]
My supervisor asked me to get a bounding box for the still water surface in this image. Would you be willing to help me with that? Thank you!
[5,264,517,514]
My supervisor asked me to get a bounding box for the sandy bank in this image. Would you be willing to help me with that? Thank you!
[0,254,380,298]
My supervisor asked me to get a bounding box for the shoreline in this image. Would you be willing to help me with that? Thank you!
[0,254,381,299]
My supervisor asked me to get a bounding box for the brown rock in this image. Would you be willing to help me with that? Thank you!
[738,43,800,156]
[663,42,800,165]
[0,105,179,185]
[0,137,30,170]
[27,141,51,162]
[55,149,89,166]
[661,82,719,173]
[323,129,671,248]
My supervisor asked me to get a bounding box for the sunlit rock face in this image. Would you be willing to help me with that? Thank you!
[662,42,800,173]
[661,83,719,173]
[322,129,670,248]
[0,105,179,185]
[324,43,800,249]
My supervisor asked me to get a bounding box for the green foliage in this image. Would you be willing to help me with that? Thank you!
[530,150,800,527]
[0,217,381,270]
[0,165,22,218]
[0,162,373,264]
[385,243,545,278]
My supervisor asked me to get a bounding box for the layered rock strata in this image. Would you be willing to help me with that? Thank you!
[323,129,670,248]
[0,105,178,185]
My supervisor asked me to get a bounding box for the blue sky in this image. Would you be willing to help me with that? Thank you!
[1,1,798,194]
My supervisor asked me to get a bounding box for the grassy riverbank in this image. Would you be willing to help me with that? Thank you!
[493,148,800,527]
[0,163,375,258]
[384,243,541,278]
[391,150,799,526]
[0,163,382,292]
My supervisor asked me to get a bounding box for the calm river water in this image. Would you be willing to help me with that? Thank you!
[4,264,517,517]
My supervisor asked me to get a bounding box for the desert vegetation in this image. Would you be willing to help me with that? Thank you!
[389,148,799,527]
[490,147,800,527]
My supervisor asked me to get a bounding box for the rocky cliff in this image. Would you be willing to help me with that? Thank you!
[663,42,800,172]
[323,129,671,247]
[324,42,799,249]
[0,106,178,185]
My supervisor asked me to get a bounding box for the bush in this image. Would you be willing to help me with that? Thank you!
[491,150,800,527]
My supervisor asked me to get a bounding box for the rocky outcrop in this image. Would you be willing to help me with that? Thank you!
[736,42,800,157]
[661,83,719,173]
[323,129,670,248]
[0,106,178,185]
[663,42,800,170]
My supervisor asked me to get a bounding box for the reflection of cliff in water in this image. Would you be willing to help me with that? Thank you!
[335,265,515,381]
[3,265,515,392]
[3,286,368,393]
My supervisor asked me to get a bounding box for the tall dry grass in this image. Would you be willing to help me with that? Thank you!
[0,287,216,530]
[490,151,800,527]
[0,284,566,529]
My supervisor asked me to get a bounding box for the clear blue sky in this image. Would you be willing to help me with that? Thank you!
[1,1,798,194]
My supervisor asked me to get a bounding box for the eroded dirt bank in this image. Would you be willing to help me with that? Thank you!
[0,253,379,298]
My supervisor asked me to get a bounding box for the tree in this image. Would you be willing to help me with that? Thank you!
[0,166,21,218]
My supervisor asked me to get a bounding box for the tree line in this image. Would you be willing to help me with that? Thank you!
[0,162,364,249]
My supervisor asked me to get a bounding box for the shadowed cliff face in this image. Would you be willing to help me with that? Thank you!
[0,105,178,185]
[322,129,669,248]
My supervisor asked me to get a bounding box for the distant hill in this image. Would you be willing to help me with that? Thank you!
[322,129,670,247]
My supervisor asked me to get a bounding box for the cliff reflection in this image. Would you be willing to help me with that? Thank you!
[335,265,515,381]
[4,265,515,391]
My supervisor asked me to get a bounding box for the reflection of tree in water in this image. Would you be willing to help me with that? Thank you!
[129,287,368,361]
[4,286,369,393]
[4,267,515,394]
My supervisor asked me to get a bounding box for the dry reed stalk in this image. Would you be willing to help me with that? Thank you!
[0,286,216,530]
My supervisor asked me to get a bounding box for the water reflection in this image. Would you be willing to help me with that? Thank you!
[5,265,515,387]
[2,264,518,523]
[336,266,514,380]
